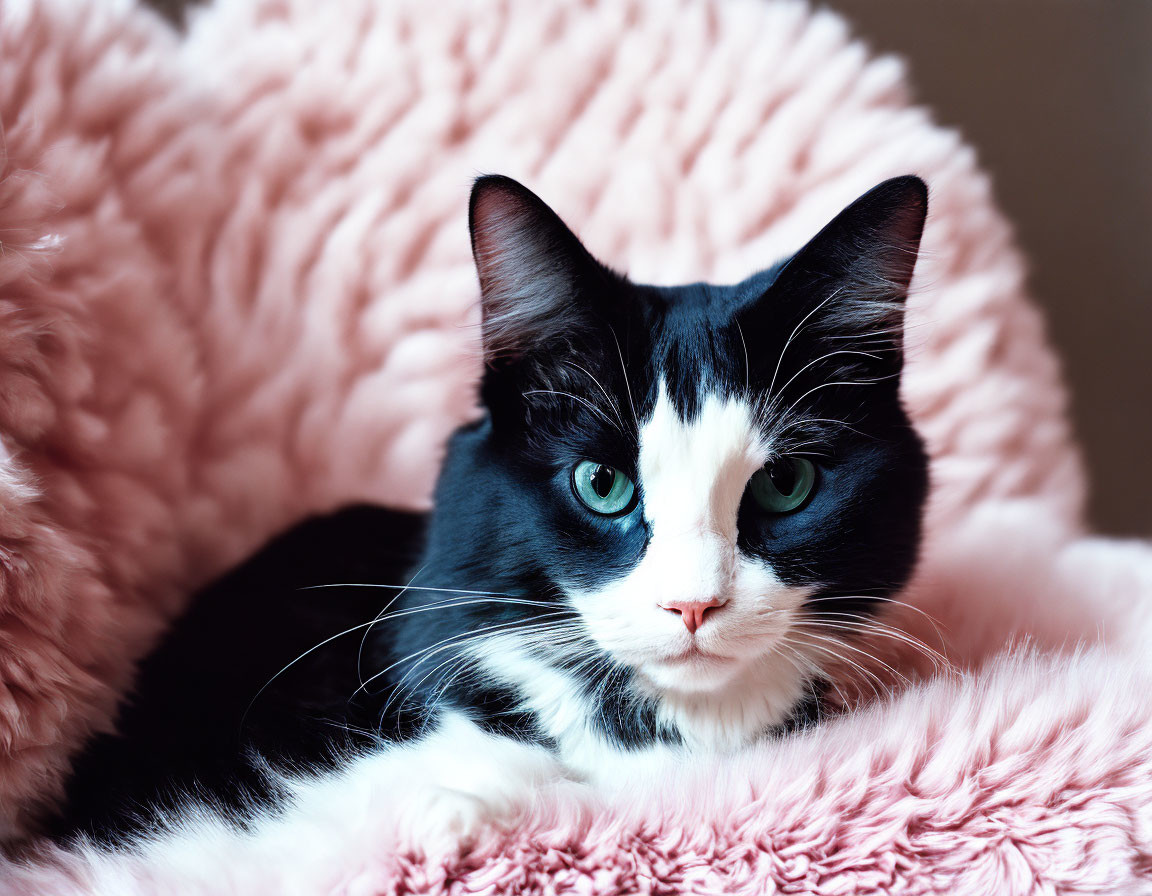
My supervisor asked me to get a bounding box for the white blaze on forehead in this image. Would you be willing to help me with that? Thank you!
[566,379,816,738]
[638,382,767,545]
[632,382,769,606]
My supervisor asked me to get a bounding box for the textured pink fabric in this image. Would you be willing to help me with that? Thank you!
[2,0,1149,892]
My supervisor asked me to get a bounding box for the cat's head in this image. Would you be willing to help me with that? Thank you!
[438,174,928,730]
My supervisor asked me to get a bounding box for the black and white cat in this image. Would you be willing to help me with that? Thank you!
[53,174,929,847]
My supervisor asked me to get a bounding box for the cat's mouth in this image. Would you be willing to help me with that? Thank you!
[634,642,746,695]
[656,644,732,665]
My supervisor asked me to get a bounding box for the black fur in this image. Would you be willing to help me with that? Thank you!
[51,176,929,843]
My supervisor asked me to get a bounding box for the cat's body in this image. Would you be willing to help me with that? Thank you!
[52,175,930,846]
[56,507,428,840]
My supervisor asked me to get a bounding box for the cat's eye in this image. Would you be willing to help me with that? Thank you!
[749,457,816,513]
[571,460,637,516]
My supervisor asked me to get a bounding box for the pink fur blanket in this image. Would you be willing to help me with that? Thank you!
[3,0,1152,892]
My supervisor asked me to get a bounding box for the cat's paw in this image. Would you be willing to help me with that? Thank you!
[403,785,492,854]
[399,775,545,857]
[388,713,568,855]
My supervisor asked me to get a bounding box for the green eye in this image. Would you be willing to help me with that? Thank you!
[572,460,637,516]
[749,457,816,513]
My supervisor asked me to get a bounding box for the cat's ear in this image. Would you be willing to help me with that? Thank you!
[742,176,927,374]
[469,175,609,365]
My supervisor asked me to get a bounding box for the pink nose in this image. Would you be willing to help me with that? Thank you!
[660,598,724,634]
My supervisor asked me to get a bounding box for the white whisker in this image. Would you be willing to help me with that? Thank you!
[788,634,890,703]
[357,562,429,688]
[302,583,513,597]
[609,325,639,427]
[242,616,389,730]
[773,637,850,712]
[244,594,560,727]
[773,376,894,436]
[767,289,843,402]
[562,359,625,430]
[804,594,949,648]
[523,389,622,433]
[791,626,910,686]
[770,349,884,412]
[365,611,575,705]
[734,318,750,394]
[801,611,954,673]
[384,619,582,721]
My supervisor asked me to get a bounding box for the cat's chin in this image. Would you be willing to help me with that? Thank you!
[635,647,816,748]
[638,650,744,694]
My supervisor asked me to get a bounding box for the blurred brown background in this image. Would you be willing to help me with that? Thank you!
[823,1,1152,535]
[150,0,1152,534]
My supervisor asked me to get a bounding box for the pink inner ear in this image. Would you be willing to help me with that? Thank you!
[469,177,594,362]
[470,187,523,302]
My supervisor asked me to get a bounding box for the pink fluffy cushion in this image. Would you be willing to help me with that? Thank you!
[4,0,1151,892]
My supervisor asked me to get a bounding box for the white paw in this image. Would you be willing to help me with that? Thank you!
[388,714,568,854]
[402,770,553,856]
[404,785,492,854]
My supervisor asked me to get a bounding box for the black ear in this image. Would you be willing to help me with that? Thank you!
[741,175,930,386]
[751,176,928,359]
[469,175,609,366]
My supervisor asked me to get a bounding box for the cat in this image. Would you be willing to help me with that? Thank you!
[51,173,929,848]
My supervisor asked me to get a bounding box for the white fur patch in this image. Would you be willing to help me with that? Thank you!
[137,711,566,865]
[566,381,819,749]
[473,635,681,774]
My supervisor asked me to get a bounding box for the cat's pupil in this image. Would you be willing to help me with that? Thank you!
[768,459,798,496]
[589,464,616,499]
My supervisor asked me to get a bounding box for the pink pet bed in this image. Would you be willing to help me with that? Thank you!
[3,0,1152,892]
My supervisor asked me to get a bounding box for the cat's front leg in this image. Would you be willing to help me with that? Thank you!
[283,711,570,854]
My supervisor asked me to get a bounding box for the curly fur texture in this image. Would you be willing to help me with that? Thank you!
[2,0,1149,892]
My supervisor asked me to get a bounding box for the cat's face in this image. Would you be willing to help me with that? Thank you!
[446,175,927,726]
